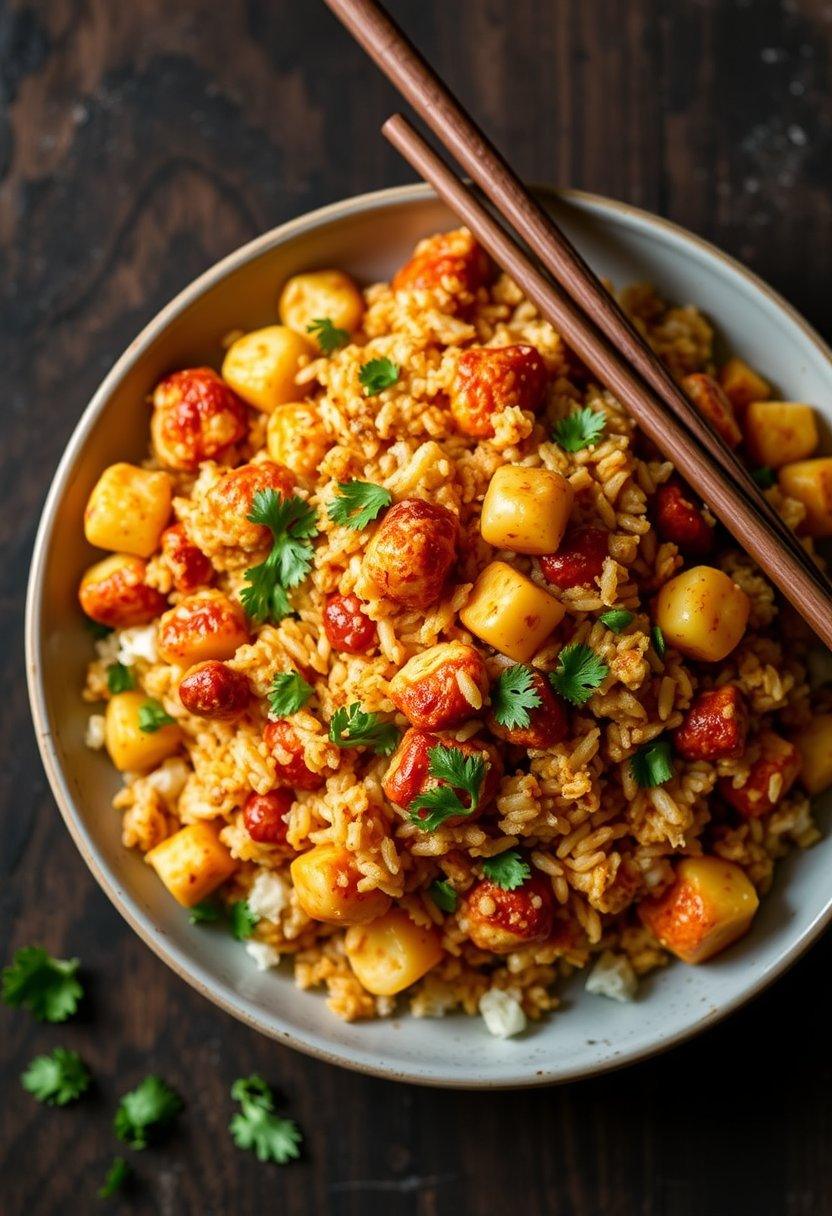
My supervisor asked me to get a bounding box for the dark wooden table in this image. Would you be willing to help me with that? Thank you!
[3,2,832,1212]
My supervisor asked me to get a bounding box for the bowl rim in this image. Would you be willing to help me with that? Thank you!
[25,181,832,1088]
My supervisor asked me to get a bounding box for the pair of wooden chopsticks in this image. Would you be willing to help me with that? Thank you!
[324,0,832,650]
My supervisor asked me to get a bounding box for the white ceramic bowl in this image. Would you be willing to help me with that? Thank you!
[26,183,832,1088]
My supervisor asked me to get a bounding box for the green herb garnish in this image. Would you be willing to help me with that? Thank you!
[230,901,258,941]
[21,1048,91,1106]
[138,700,175,733]
[651,625,667,659]
[2,947,83,1022]
[548,643,609,707]
[599,609,634,634]
[114,1076,183,1150]
[106,662,135,693]
[409,745,486,832]
[240,489,318,624]
[490,665,542,731]
[428,879,458,913]
[229,1075,302,1165]
[630,740,674,788]
[329,703,400,755]
[326,480,393,530]
[84,617,113,640]
[306,316,350,354]
[99,1157,132,1199]
[267,671,313,718]
[752,466,776,489]
[188,901,223,926]
[481,850,531,891]
[359,356,399,396]
[552,406,606,452]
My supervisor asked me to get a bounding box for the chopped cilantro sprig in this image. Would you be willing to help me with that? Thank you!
[106,662,135,694]
[326,480,392,530]
[267,671,313,718]
[481,850,531,891]
[552,406,606,452]
[114,1075,183,1150]
[240,490,319,624]
[428,879,458,913]
[99,1157,132,1199]
[138,700,175,733]
[329,703,400,755]
[409,745,486,831]
[306,316,350,354]
[230,901,259,941]
[630,740,674,789]
[21,1048,91,1106]
[548,643,609,707]
[490,665,542,731]
[359,356,399,396]
[599,609,634,634]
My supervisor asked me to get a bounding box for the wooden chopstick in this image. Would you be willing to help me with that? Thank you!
[324,0,830,594]
[381,113,832,650]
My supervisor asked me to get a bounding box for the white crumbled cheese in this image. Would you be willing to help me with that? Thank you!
[143,758,189,807]
[85,714,106,750]
[117,624,159,666]
[94,632,121,664]
[479,988,527,1038]
[247,871,290,924]
[585,951,638,1003]
[245,941,282,971]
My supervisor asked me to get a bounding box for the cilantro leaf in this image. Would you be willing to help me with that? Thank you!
[84,617,113,640]
[630,740,674,788]
[651,625,667,659]
[99,1157,132,1200]
[21,1048,91,1106]
[359,356,399,396]
[552,406,606,452]
[549,643,609,707]
[409,744,486,831]
[267,671,313,718]
[114,1075,183,1150]
[229,1074,302,1165]
[752,465,776,489]
[329,703,400,756]
[491,665,542,731]
[241,490,318,624]
[230,901,258,941]
[599,609,634,634]
[326,480,392,530]
[188,901,222,925]
[138,699,175,733]
[107,662,135,694]
[2,947,83,1022]
[306,316,350,354]
[429,879,458,913]
[481,850,531,891]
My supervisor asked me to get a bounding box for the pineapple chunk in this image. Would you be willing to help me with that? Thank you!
[793,713,832,795]
[779,457,832,536]
[744,402,818,468]
[345,908,443,995]
[480,465,574,555]
[718,357,770,413]
[638,856,759,964]
[459,560,565,662]
[146,822,237,908]
[84,462,172,557]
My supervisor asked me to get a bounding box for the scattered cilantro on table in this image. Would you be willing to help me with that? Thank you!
[490,664,542,731]
[240,489,318,624]
[359,356,399,396]
[114,1076,183,1150]
[548,643,609,707]
[326,480,392,530]
[481,850,531,891]
[552,406,606,452]
[98,1157,132,1200]
[267,671,313,717]
[306,316,349,354]
[21,1048,91,1106]
[229,1075,302,1165]
[409,745,486,832]
[2,947,83,1022]
[329,703,400,755]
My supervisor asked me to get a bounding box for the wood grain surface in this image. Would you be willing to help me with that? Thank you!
[2,2,831,1213]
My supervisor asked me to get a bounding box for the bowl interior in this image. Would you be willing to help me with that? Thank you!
[28,184,832,1086]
